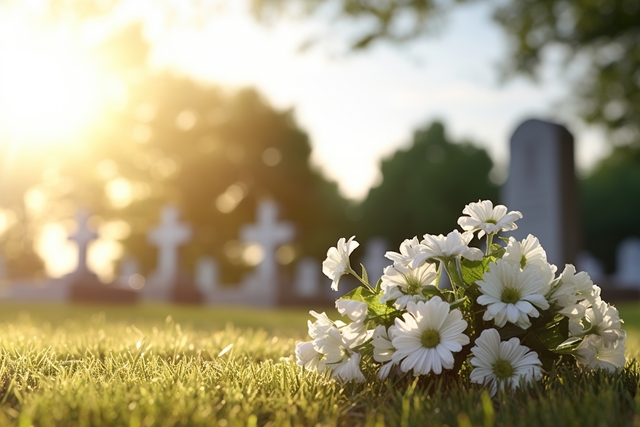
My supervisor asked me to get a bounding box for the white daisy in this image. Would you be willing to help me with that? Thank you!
[458,200,523,238]
[503,235,557,294]
[307,310,345,339]
[575,334,626,372]
[372,325,397,379]
[335,300,368,322]
[295,341,325,370]
[470,329,542,396]
[503,235,548,269]
[477,260,550,329]
[389,297,469,376]
[410,230,483,268]
[331,351,366,383]
[379,261,438,309]
[311,326,366,382]
[385,237,423,267]
[322,236,359,291]
[335,300,370,347]
[569,297,625,344]
[549,264,595,307]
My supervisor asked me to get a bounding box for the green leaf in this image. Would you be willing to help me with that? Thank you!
[340,286,395,321]
[555,337,581,353]
[374,278,382,293]
[462,283,480,298]
[363,292,391,318]
[340,286,371,304]
[460,255,500,287]
[489,244,505,258]
[536,316,569,350]
[449,298,467,310]
[360,263,369,287]
[421,285,444,298]
[460,258,484,285]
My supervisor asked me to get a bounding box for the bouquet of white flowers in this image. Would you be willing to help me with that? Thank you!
[295,200,626,395]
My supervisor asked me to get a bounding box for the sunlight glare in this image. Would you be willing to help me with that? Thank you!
[0,24,107,144]
[36,220,125,282]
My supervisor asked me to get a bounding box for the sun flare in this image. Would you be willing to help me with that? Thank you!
[0,25,107,145]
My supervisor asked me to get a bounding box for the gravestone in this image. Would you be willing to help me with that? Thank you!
[363,237,388,286]
[240,200,294,305]
[576,251,604,283]
[616,238,640,288]
[502,119,580,267]
[69,209,98,275]
[195,256,218,302]
[294,257,319,297]
[68,210,138,303]
[145,205,201,303]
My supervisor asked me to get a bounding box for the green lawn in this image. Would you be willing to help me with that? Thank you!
[0,302,638,426]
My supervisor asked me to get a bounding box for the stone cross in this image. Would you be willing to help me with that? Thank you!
[147,205,191,281]
[240,200,294,285]
[68,209,98,273]
[502,119,580,267]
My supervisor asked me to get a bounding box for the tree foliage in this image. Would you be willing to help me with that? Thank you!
[252,0,640,142]
[355,121,498,247]
[581,143,640,273]
[493,0,640,140]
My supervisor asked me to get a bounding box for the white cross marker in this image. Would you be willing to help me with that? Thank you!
[147,205,191,281]
[68,209,98,273]
[240,200,294,284]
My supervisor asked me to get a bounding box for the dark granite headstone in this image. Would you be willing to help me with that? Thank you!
[502,119,580,267]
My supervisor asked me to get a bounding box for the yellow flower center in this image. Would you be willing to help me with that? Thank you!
[501,287,521,304]
[421,329,440,348]
[520,255,527,269]
[404,275,423,295]
[492,359,514,379]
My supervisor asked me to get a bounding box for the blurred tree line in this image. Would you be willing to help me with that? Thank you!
[355,122,498,245]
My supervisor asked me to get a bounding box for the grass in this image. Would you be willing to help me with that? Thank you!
[0,302,637,426]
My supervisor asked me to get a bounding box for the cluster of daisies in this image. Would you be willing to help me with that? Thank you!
[295,200,626,395]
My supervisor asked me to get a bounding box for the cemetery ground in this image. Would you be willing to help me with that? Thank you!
[0,305,638,427]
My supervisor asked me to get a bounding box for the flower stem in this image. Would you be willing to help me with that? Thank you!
[485,233,494,256]
[443,258,466,298]
[348,267,376,293]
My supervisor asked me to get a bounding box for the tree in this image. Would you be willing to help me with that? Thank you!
[355,121,498,248]
[252,0,640,144]
[581,143,640,273]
